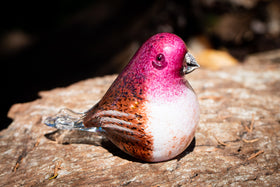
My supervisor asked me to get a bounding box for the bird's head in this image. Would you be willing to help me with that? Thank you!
[129,33,199,81]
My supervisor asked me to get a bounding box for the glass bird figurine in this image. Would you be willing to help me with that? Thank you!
[44,33,200,162]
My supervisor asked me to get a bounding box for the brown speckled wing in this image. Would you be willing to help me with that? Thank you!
[83,72,154,161]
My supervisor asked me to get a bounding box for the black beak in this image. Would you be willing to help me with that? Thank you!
[182,52,200,74]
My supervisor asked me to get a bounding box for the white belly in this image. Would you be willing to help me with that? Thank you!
[145,90,200,162]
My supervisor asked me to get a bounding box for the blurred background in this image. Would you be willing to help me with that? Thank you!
[1,0,280,130]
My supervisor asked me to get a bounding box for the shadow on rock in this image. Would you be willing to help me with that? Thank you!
[45,130,196,163]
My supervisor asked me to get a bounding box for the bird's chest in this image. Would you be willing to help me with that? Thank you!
[144,90,199,161]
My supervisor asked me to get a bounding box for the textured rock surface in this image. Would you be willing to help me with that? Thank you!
[1,50,280,186]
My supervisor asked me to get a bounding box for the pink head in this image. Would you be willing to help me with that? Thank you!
[129,33,187,78]
[125,33,199,80]
[121,33,199,98]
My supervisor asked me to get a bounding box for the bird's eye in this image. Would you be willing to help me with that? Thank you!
[157,54,164,61]
[152,53,167,70]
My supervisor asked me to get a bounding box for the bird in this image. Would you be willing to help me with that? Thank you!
[45,33,200,162]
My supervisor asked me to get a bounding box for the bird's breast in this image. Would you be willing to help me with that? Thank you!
[145,88,200,162]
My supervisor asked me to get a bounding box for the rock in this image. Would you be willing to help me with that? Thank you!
[1,50,280,186]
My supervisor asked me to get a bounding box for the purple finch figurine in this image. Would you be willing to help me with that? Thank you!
[45,33,200,162]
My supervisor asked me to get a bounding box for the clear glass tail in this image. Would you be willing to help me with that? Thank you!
[44,108,101,133]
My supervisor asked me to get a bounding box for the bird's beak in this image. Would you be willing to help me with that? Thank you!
[182,52,200,74]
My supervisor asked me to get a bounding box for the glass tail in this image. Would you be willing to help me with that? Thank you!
[44,108,101,133]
